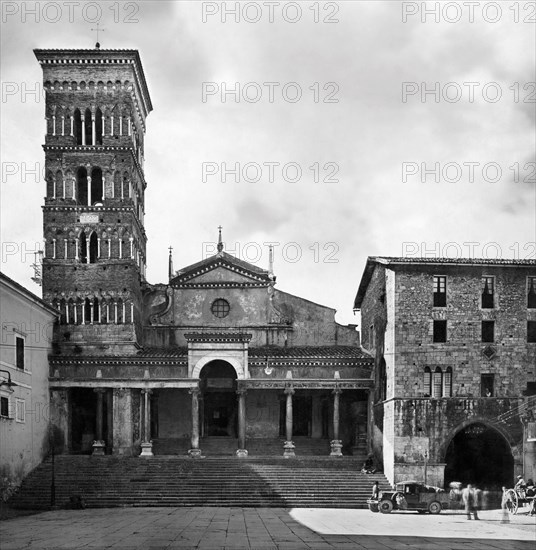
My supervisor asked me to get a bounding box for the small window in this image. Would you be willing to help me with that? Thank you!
[433,276,446,307]
[16,336,24,370]
[481,276,494,309]
[0,396,9,418]
[481,374,494,397]
[211,298,230,319]
[528,321,536,343]
[15,399,25,423]
[528,277,536,309]
[482,321,495,343]
[433,320,447,343]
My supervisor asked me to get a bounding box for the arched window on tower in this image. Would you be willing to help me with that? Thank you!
[68,299,75,324]
[46,171,54,198]
[84,298,91,323]
[80,232,87,263]
[84,108,92,145]
[77,167,88,205]
[90,167,103,205]
[89,232,98,263]
[59,299,67,324]
[122,172,130,200]
[443,367,452,397]
[55,170,63,199]
[424,367,432,397]
[432,367,443,398]
[95,108,103,145]
[93,298,100,323]
[116,298,123,324]
[74,109,82,145]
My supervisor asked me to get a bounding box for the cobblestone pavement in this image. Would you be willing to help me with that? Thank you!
[0,507,534,549]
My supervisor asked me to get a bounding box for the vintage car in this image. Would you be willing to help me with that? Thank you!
[367,481,452,514]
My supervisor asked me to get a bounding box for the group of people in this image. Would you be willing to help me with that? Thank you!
[461,484,482,520]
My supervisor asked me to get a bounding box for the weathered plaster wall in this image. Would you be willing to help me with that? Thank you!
[157,389,191,439]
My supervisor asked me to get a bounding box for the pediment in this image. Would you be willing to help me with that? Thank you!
[170,253,271,287]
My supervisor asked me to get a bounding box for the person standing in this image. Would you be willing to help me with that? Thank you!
[371,481,380,499]
[462,484,479,520]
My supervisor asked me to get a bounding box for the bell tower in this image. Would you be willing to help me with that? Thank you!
[34,48,153,353]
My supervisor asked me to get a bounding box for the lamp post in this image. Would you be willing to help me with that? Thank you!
[0,370,18,390]
[49,421,56,507]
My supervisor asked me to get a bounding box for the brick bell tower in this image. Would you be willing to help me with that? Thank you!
[34,47,153,353]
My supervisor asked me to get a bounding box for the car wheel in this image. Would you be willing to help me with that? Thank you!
[428,501,442,514]
[379,499,394,514]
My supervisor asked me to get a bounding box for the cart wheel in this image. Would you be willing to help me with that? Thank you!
[505,489,518,515]
[428,501,442,514]
[379,499,394,514]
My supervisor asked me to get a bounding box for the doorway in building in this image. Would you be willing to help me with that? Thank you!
[70,388,109,454]
[444,422,514,488]
[199,360,237,437]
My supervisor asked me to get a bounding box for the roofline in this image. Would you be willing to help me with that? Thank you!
[275,289,336,312]
[0,272,60,317]
[353,256,536,309]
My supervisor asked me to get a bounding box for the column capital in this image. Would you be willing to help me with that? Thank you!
[236,388,247,396]
[141,388,153,396]
[332,388,342,396]
[189,387,200,397]
[94,388,107,395]
[284,387,294,396]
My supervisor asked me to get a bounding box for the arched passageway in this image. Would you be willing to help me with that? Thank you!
[199,360,237,437]
[444,422,514,489]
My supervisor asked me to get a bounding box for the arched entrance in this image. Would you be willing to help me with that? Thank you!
[444,422,514,488]
[199,360,237,437]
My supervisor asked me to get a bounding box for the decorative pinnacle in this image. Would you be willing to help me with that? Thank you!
[168,246,174,281]
[217,225,223,253]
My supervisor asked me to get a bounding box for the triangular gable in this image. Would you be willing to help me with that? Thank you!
[170,252,271,286]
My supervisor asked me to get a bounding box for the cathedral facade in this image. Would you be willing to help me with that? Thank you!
[36,48,373,459]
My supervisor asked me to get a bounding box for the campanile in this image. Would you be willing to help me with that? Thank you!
[34,47,152,352]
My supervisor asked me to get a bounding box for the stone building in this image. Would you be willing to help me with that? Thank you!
[354,257,536,488]
[0,272,59,493]
[35,47,373,459]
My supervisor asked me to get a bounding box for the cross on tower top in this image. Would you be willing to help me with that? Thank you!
[91,23,105,49]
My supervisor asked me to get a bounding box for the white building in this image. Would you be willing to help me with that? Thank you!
[0,272,58,497]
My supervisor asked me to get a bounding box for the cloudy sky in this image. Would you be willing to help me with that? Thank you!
[1,0,535,325]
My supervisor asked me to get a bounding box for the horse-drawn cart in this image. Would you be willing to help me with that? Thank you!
[503,486,536,515]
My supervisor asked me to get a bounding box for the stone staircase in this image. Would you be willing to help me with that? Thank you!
[10,456,390,510]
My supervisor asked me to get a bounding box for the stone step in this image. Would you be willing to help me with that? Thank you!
[11,456,390,510]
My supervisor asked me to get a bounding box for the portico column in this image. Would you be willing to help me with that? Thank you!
[283,388,295,458]
[188,388,202,458]
[330,388,343,457]
[92,388,106,455]
[140,389,153,457]
[236,389,248,458]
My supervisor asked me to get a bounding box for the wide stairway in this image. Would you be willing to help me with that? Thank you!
[10,456,389,510]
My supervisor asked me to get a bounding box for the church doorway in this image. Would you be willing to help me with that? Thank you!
[199,360,237,437]
[444,422,514,488]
